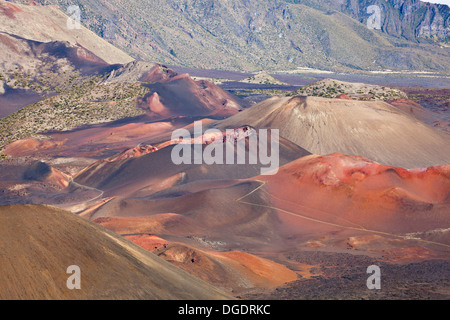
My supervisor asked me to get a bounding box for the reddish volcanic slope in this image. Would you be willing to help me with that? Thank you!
[1,117,190,159]
[104,61,245,121]
[2,138,66,157]
[138,73,244,120]
[0,158,96,206]
[388,98,432,122]
[255,153,450,237]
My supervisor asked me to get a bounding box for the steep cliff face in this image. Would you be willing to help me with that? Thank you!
[315,0,450,41]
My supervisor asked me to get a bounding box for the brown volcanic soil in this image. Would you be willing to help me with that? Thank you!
[84,152,450,298]
[0,204,233,300]
[104,61,246,120]
[388,98,449,132]
[2,118,184,159]
[0,87,43,118]
[138,73,244,120]
[90,228,298,295]
[73,131,309,198]
[154,242,298,295]
[92,214,201,237]
[2,138,65,157]
[216,96,450,168]
[255,153,450,236]
[22,160,69,188]
[84,180,287,251]
[244,251,450,300]
[3,147,448,298]
[388,98,433,122]
[395,87,450,113]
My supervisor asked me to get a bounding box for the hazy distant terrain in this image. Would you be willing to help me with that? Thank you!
[11,0,450,72]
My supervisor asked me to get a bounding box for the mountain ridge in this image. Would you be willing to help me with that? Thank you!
[8,0,449,72]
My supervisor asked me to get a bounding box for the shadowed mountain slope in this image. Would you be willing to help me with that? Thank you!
[9,0,450,72]
[0,1,132,65]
